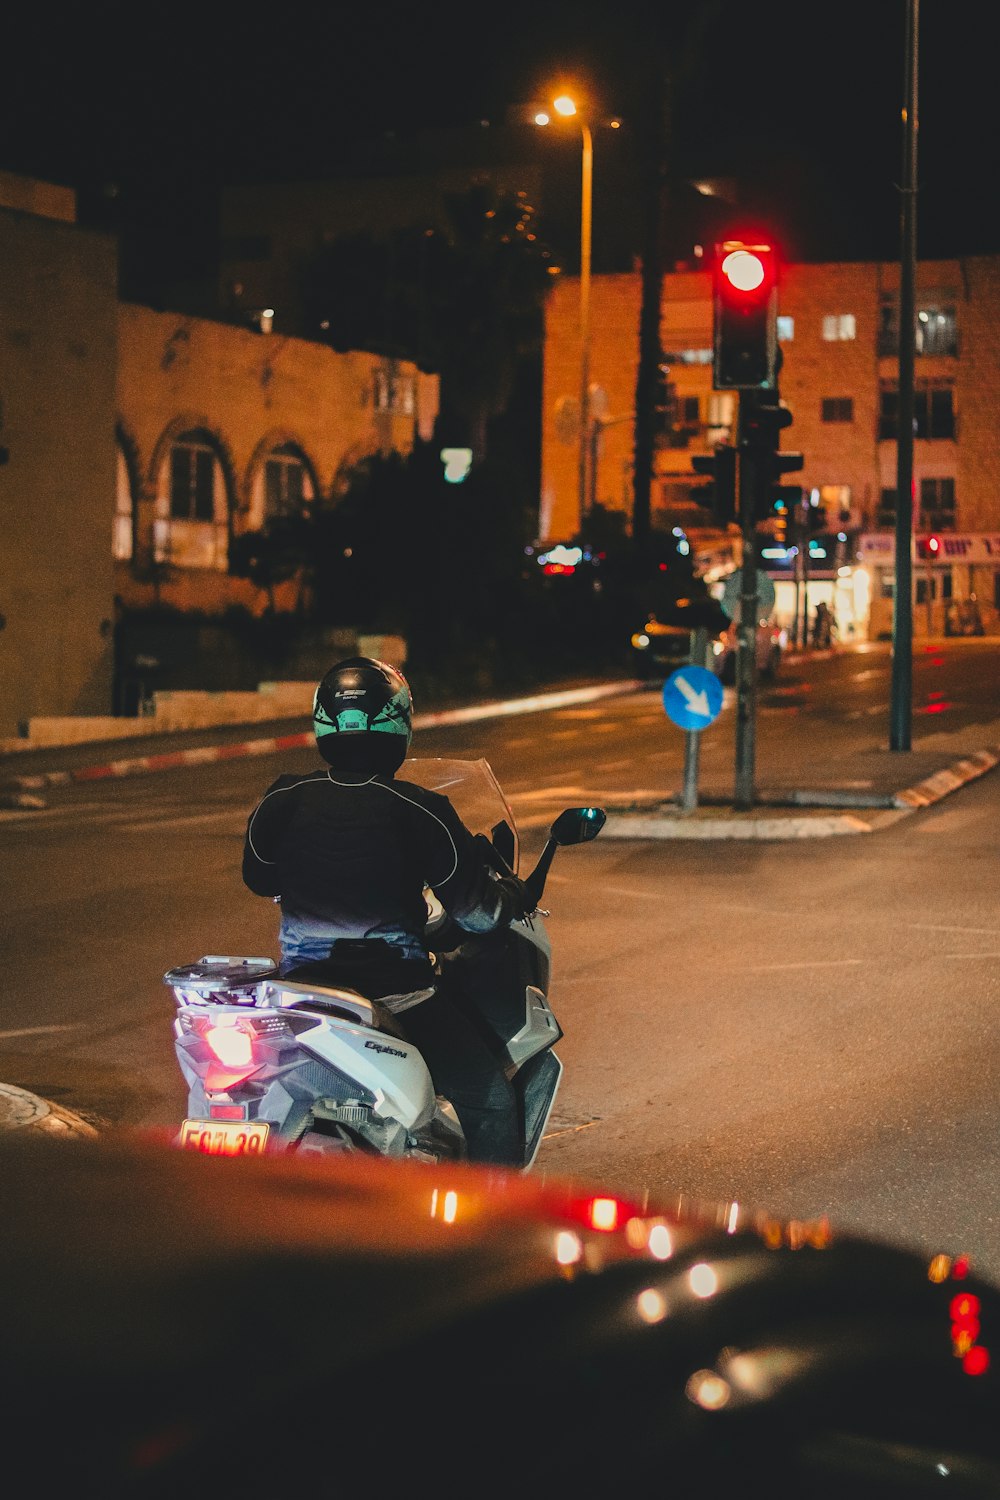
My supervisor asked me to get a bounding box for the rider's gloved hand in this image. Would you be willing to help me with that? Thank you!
[496,874,532,921]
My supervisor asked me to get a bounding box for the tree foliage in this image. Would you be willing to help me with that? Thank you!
[301,182,557,453]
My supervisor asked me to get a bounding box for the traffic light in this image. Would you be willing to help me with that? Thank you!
[713,239,778,390]
[917,534,942,560]
[690,443,736,525]
[741,388,803,522]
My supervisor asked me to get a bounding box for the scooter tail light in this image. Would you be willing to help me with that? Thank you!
[204,1023,255,1068]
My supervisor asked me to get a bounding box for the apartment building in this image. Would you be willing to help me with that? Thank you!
[541,257,1000,639]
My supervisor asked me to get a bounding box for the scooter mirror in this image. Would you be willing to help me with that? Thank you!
[550,807,606,846]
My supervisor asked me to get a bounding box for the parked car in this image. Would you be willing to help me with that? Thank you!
[630,595,731,679]
[631,598,784,685]
[4,1128,1000,1497]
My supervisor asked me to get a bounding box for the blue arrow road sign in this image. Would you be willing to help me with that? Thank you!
[662,665,724,731]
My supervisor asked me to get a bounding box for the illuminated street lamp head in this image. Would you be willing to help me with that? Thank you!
[553,94,578,118]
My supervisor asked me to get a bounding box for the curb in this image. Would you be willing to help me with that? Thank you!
[599,745,1000,841]
[892,748,1000,808]
[0,1083,99,1138]
[602,810,879,841]
[0,679,646,796]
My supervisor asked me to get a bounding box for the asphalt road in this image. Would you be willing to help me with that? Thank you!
[3,640,1000,1279]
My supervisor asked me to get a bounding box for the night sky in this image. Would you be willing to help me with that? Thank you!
[1,1,996,274]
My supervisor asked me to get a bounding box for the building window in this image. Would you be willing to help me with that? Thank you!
[263,443,315,520]
[155,428,229,569]
[822,313,856,341]
[373,362,416,415]
[919,477,956,530]
[821,397,853,423]
[879,297,958,357]
[878,488,898,528]
[113,445,134,561]
[170,436,216,521]
[664,348,713,365]
[706,391,735,443]
[817,484,853,527]
[879,385,955,440]
[776,315,794,342]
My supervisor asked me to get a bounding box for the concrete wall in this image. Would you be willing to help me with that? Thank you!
[0,208,118,737]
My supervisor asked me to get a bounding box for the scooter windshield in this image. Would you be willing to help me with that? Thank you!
[396,757,519,874]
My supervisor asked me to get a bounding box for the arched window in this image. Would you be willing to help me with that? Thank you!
[154,428,230,569]
[247,441,317,530]
[113,443,135,561]
[264,442,315,519]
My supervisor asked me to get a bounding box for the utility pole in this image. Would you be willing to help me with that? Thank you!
[733,412,759,809]
[890,0,919,751]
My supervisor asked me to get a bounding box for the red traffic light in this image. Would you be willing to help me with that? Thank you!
[716,241,777,300]
[713,239,779,390]
[721,248,766,292]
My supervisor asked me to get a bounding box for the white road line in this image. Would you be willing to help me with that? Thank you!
[0,1024,81,1040]
[943,952,1000,961]
[912,924,999,934]
[745,959,865,972]
[118,811,243,833]
[600,885,669,900]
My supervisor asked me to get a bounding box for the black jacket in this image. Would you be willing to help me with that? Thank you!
[242,767,514,973]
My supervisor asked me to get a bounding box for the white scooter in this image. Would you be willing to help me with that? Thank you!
[165,758,605,1169]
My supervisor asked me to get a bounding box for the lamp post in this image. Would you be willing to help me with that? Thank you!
[537,95,594,532]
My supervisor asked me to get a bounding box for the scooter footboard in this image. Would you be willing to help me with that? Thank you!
[516,1049,563,1169]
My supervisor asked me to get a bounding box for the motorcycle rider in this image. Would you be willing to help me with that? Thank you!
[242,656,529,1164]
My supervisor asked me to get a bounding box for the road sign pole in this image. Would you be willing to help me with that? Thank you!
[680,627,709,812]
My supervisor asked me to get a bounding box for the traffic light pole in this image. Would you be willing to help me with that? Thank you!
[734,397,759,811]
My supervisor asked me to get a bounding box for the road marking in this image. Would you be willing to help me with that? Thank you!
[745,959,865,972]
[0,1024,82,1040]
[943,952,1000,961]
[913,924,999,934]
[600,885,670,900]
[550,729,582,740]
[511,785,586,801]
[117,810,243,833]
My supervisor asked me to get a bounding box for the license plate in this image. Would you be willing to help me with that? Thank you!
[179,1120,270,1156]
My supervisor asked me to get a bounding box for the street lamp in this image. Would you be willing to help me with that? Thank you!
[535,94,593,532]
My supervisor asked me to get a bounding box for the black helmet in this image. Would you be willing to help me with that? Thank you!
[313,657,413,775]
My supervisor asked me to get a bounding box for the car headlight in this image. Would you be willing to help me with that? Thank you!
[631,632,650,649]
[712,640,724,656]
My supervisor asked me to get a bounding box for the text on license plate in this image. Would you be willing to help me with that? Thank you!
[180,1120,270,1156]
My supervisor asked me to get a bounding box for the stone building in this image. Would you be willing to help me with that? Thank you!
[114,305,438,616]
[0,174,437,738]
[541,257,1000,640]
[0,181,118,739]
